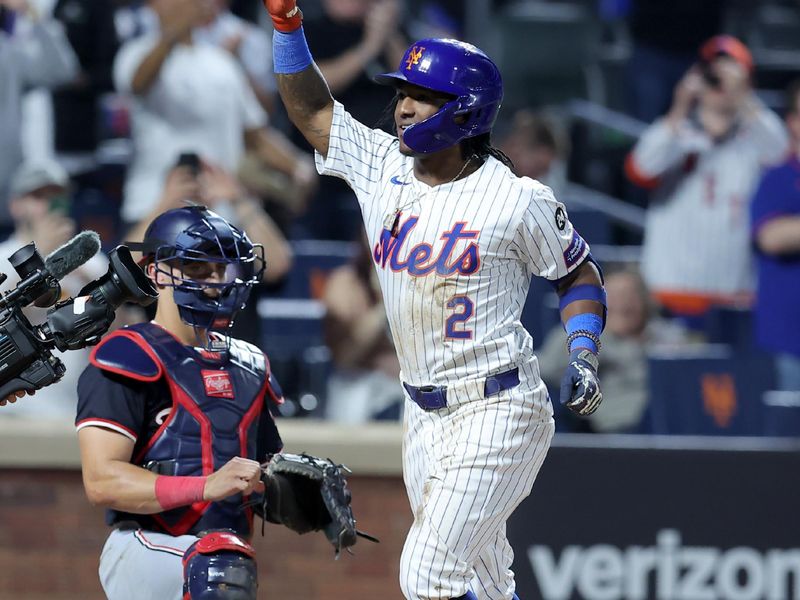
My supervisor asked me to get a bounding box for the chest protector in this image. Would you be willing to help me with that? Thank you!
[91,322,283,537]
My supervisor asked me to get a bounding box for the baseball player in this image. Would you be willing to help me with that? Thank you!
[264,3,607,599]
[75,206,284,600]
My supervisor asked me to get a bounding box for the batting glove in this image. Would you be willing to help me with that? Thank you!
[263,0,303,32]
[559,348,603,416]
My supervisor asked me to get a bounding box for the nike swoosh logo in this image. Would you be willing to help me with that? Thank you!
[390,175,411,185]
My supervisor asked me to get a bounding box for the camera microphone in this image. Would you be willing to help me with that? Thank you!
[19,230,103,308]
[1,231,102,310]
[44,231,102,281]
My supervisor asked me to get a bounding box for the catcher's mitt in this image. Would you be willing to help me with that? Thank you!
[252,453,378,556]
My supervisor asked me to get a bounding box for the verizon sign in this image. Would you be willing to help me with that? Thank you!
[528,530,800,600]
[507,440,800,600]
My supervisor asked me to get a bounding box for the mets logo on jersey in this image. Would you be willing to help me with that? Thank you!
[373,213,480,276]
[202,370,234,399]
[405,46,425,71]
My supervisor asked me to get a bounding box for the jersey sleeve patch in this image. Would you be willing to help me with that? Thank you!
[563,230,588,268]
[90,332,162,381]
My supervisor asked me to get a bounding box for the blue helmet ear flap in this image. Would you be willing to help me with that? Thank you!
[375,38,503,153]
[402,100,462,154]
[402,91,504,154]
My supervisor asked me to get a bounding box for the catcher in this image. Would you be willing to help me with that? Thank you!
[75,206,369,600]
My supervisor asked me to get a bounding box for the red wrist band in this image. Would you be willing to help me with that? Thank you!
[154,475,207,510]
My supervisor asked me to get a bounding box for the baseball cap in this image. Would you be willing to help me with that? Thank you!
[699,35,753,73]
[10,159,70,198]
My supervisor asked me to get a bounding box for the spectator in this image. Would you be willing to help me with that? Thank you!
[750,80,800,391]
[196,0,310,233]
[113,0,315,229]
[625,36,788,327]
[0,0,78,229]
[196,0,278,115]
[322,232,403,422]
[0,159,107,418]
[125,154,293,347]
[537,268,690,432]
[497,108,568,197]
[292,0,407,240]
[126,155,292,285]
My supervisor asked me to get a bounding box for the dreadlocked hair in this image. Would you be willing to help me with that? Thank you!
[461,133,514,170]
[377,93,401,131]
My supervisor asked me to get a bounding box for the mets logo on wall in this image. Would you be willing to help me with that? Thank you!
[405,46,425,70]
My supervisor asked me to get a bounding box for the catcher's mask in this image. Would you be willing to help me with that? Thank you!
[374,38,503,154]
[129,205,264,335]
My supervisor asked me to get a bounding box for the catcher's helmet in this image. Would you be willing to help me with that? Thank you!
[374,38,503,154]
[132,205,264,332]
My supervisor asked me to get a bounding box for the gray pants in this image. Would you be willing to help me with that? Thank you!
[99,528,198,600]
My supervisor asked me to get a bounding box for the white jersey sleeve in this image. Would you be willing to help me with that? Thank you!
[314,101,398,204]
[630,118,710,178]
[512,184,591,281]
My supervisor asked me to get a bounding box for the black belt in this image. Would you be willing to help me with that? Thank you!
[113,520,143,531]
[403,367,520,411]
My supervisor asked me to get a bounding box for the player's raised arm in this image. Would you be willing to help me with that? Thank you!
[264,0,335,156]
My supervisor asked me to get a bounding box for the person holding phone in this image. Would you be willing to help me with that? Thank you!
[113,0,316,229]
[125,151,292,287]
[625,35,789,326]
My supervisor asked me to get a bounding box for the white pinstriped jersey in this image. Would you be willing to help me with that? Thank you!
[632,110,787,297]
[315,101,590,387]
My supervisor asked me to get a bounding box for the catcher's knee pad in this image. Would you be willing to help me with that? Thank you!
[182,531,258,600]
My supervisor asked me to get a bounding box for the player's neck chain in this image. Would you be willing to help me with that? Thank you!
[384,155,477,238]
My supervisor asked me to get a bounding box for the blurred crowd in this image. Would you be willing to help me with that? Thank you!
[1,0,799,435]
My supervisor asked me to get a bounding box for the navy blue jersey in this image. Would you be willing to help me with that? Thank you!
[77,364,172,454]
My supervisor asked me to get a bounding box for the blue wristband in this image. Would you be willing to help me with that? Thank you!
[565,313,603,353]
[558,284,607,312]
[273,27,313,74]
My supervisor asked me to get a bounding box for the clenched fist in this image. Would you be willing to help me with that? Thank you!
[263,0,302,32]
[559,349,603,416]
[204,456,265,501]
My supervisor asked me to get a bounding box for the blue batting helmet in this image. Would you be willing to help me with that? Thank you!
[374,38,503,154]
[132,205,264,332]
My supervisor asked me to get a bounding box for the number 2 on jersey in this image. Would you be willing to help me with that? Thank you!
[445,295,474,339]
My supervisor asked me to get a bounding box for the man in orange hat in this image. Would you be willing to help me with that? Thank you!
[625,35,788,328]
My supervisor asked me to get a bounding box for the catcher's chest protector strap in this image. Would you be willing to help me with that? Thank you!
[183,532,257,600]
